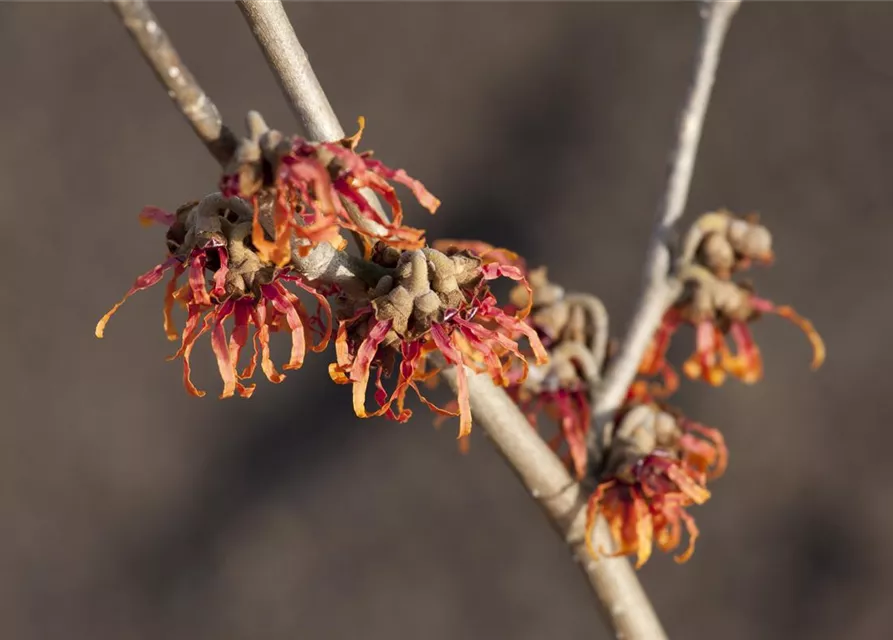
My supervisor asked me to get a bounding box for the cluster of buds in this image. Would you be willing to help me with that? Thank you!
[501,267,608,479]
[329,241,547,437]
[96,113,544,438]
[637,210,825,393]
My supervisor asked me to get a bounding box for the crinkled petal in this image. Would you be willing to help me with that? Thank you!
[211,300,237,398]
[430,323,472,438]
[349,319,393,418]
[95,256,180,338]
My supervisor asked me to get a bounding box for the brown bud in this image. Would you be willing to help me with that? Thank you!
[699,232,735,278]
[373,285,413,335]
[413,290,443,327]
[728,218,773,261]
[654,410,680,449]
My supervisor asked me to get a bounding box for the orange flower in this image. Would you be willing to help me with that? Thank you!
[584,402,726,567]
[585,452,709,568]
[222,118,440,266]
[329,247,547,437]
[510,385,590,479]
[96,203,331,398]
[637,279,824,390]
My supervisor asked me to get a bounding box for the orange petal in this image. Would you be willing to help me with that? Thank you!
[252,304,285,384]
[773,305,826,370]
[673,507,700,564]
[666,465,711,505]
[633,495,654,569]
[182,311,213,397]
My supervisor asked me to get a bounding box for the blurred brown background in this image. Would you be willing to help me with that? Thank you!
[1,1,890,638]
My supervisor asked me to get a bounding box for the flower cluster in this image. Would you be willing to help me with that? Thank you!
[329,242,547,437]
[95,108,825,572]
[220,113,440,266]
[95,195,331,398]
[96,113,546,439]
[637,210,825,392]
[493,210,821,568]
[501,267,607,479]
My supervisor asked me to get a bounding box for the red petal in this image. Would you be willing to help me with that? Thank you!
[211,299,237,398]
[262,283,306,370]
[188,252,211,306]
[430,324,472,437]
[95,256,180,338]
[349,319,393,418]
[211,247,229,299]
[282,275,333,352]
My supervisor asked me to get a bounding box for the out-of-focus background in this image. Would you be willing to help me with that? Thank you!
[1,2,890,638]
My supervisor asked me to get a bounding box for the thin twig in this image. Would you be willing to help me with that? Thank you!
[236,0,344,143]
[109,0,238,165]
[593,0,741,452]
[234,2,670,639]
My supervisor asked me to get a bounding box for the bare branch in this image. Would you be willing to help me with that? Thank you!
[235,0,345,143]
[440,369,668,640]
[110,0,237,165]
[594,0,741,445]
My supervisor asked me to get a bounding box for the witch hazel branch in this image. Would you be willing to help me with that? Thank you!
[100,1,823,638]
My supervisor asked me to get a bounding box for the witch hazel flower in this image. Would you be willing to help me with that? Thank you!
[499,267,610,479]
[96,194,331,398]
[220,111,440,267]
[644,264,825,387]
[328,243,548,437]
[585,402,727,568]
[636,210,825,391]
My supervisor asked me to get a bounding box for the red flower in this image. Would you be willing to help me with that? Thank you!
[511,385,590,479]
[329,246,547,437]
[96,197,331,398]
[222,117,440,267]
[585,403,726,567]
[638,268,825,388]
[586,455,707,568]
